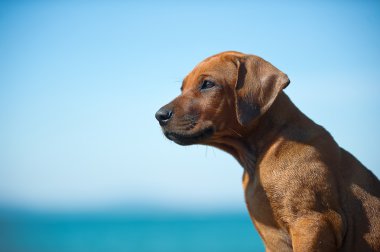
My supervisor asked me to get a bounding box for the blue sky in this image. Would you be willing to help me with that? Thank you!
[0,1,379,212]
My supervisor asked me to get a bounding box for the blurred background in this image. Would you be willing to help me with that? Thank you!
[0,1,379,251]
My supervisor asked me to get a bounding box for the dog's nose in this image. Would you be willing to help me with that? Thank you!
[155,108,173,125]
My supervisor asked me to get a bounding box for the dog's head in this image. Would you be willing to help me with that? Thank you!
[155,51,290,146]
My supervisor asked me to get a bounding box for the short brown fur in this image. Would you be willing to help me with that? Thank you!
[156,51,380,251]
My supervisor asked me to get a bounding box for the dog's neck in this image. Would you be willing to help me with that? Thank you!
[211,92,310,176]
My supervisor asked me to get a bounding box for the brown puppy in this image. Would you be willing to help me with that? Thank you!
[155,51,380,251]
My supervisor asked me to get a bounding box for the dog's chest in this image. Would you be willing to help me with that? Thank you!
[243,171,292,251]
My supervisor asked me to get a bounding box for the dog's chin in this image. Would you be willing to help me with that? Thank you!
[164,126,214,146]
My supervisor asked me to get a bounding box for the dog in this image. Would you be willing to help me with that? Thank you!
[155,51,380,251]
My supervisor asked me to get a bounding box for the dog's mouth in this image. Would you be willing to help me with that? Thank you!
[164,126,215,146]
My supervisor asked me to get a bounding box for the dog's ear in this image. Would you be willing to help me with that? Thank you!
[234,55,290,126]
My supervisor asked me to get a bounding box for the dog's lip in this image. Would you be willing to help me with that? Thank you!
[164,126,215,145]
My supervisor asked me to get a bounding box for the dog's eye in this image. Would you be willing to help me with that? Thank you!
[200,80,215,90]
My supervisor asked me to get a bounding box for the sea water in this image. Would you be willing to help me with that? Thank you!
[0,213,264,252]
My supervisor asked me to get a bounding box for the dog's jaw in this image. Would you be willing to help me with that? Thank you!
[163,126,215,146]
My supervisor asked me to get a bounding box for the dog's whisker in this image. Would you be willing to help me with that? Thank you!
[228,127,243,137]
